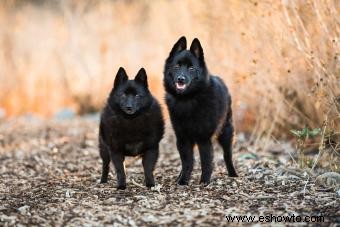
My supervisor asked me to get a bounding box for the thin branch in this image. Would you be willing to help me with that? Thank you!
[131,179,145,188]
[303,113,328,196]
[271,135,298,166]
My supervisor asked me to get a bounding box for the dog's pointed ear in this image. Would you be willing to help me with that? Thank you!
[135,68,148,88]
[114,67,128,88]
[190,38,204,62]
[169,36,187,58]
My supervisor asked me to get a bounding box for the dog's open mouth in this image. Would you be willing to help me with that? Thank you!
[124,109,135,115]
[175,82,187,91]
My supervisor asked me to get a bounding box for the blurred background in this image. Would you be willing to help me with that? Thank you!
[0,0,339,141]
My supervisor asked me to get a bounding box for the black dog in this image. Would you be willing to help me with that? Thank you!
[99,67,164,189]
[163,36,238,185]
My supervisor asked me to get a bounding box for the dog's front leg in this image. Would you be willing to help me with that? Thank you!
[111,152,126,190]
[142,146,159,188]
[176,138,194,185]
[198,140,213,185]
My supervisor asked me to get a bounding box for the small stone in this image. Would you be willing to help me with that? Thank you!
[65,190,71,198]
[315,172,340,190]
[53,108,76,120]
[18,205,30,215]
[103,198,116,205]
[151,184,162,193]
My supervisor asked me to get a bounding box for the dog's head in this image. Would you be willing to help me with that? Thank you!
[164,36,208,96]
[110,67,152,116]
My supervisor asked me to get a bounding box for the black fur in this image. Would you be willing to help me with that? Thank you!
[99,67,164,189]
[164,36,238,185]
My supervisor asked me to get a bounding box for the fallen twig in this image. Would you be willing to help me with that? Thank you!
[131,179,145,188]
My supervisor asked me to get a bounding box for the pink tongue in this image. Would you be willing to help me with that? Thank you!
[176,83,186,90]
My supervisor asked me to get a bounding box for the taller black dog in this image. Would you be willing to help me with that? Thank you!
[99,67,164,189]
[164,36,238,185]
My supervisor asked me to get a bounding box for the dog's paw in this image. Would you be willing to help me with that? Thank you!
[176,178,189,186]
[228,172,238,177]
[146,183,155,188]
[199,179,211,186]
[117,184,127,190]
[145,178,155,188]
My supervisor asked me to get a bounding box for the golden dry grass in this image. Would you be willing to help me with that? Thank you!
[0,0,339,139]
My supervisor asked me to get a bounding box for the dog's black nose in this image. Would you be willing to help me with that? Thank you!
[126,106,132,111]
[177,76,185,83]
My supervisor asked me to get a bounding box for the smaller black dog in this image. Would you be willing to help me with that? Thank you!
[99,67,164,189]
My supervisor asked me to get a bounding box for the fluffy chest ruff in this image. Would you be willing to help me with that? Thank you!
[124,141,144,156]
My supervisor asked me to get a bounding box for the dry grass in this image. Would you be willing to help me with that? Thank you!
[0,0,339,140]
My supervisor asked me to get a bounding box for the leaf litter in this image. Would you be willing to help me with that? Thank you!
[0,117,339,225]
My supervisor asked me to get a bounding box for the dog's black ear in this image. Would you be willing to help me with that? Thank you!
[169,36,187,58]
[190,38,204,62]
[114,67,128,88]
[135,68,148,88]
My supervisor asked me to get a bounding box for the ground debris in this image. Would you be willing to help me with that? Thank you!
[0,117,339,225]
[315,172,340,190]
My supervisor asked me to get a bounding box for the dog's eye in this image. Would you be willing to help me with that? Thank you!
[135,94,140,98]
[174,64,180,69]
[188,66,195,71]
[121,94,126,98]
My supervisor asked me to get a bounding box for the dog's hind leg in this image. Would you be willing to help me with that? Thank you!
[217,117,238,177]
[176,138,194,185]
[99,138,110,183]
[197,140,214,185]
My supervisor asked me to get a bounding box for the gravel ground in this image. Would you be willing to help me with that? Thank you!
[0,117,339,226]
